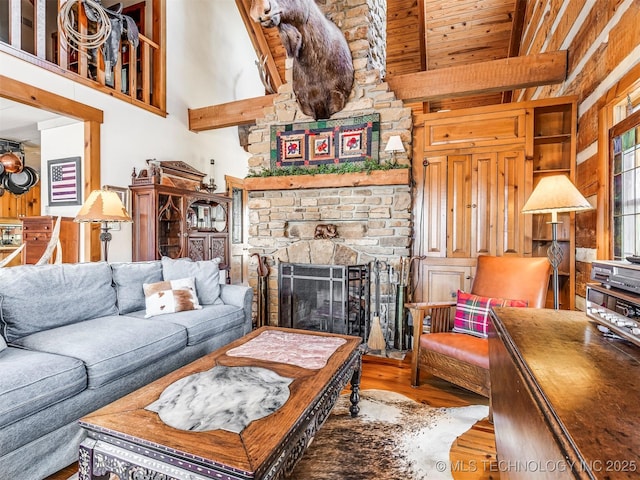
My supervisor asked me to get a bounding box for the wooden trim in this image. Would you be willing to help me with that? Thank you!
[0,44,167,117]
[84,120,102,261]
[502,0,527,103]
[596,65,640,260]
[417,0,426,72]
[0,75,103,261]
[188,94,276,131]
[188,54,569,132]
[0,75,103,123]
[235,0,283,93]
[243,168,410,191]
[8,0,21,50]
[387,51,568,103]
[153,0,166,112]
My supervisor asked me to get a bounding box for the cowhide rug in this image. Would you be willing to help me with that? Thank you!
[289,389,489,480]
[68,390,488,480]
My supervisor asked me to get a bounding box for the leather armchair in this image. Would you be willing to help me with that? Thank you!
[410,255,551,397]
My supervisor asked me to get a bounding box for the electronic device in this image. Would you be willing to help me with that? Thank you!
[590,259,640,295]
[586,282,640,347]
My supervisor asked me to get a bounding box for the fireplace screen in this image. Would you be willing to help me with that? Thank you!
[278,263,370,340]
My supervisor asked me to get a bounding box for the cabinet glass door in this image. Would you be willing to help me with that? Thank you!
[157,194,183,258]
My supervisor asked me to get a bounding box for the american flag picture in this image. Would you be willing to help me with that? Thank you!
[48,157,81,205]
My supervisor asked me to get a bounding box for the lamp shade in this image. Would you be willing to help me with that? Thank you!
[384,135,405,153]
[74,189,132,223]
[521,175,593,215]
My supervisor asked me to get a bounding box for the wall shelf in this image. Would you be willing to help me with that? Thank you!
[244,168,410,191]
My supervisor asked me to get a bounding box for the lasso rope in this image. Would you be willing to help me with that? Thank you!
[57,0,112,52]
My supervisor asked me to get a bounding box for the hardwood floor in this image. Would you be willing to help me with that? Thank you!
[47,352,499,480]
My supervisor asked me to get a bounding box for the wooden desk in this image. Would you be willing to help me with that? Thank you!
[489,307,639,479]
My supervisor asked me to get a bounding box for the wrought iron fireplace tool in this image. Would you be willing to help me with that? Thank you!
[367,259,386,353]
[252,253,270,328]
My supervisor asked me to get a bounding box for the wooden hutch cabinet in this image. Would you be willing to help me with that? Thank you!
[413,96,577,309]
[130,183,231,269]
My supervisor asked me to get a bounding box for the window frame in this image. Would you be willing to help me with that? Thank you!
[609,109,640,260]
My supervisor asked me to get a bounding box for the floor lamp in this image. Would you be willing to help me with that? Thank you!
[75,189,132,261]
[521,174,593,309]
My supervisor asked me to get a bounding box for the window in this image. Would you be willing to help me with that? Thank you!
[611,110,640,260]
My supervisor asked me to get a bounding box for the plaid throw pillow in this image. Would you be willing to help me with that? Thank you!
[453,290,528,338]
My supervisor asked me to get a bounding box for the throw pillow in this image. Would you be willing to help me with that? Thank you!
[143,277,201,318]
[161,256,222,305]
[0,335,7,352]
[453,290,528,338]
[111,261,163,314]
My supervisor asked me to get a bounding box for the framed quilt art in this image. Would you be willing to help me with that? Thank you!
[270,114,380,169]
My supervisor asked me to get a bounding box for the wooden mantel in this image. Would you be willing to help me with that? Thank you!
[243,168,410,191]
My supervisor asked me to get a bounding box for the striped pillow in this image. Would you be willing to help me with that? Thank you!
[453,290,528,338]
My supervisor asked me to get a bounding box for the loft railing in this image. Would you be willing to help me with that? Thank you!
[0,0,165,115]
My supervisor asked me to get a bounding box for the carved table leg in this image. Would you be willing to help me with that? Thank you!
[349,359,361,417]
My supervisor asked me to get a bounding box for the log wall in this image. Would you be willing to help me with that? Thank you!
[516,0,640,307]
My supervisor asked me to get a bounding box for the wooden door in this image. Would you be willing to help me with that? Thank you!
[131,186,158,261]
[471,152,497,257]
[447,155,472,257]
[497,150,531,256]
[157,192,184,259]
[225,175,249,285]
[412,126,447,257]
[418,260,475,303]
[187,233,208,261]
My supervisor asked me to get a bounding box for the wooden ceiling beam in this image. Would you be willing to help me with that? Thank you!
[188,94,276,132]
[387,50,567,103]
[188,51,567,132]
[502,0,528,103]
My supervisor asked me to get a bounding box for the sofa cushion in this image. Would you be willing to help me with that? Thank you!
[111,261,163,314]
[0,335,6,352]
[13,315,187,389]
[0,262,118,343]
[126,303,245,346]
[452,290,528,338]
[420,332,490,369]
[161,256,222,305]
[143,277,201,318]
[0,348,86,428]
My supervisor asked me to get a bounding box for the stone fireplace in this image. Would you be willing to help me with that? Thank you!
[245,0,413,328]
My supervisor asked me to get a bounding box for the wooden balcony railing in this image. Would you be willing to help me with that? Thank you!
[0,0,166,116]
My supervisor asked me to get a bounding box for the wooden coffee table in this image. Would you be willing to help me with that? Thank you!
[78,327,362,480]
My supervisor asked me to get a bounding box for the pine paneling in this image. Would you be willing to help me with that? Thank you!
[386,0,423,76]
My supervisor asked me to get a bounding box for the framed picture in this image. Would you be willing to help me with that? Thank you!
[47,157,82,206]
[270,114,380,169]
[102,185,130,231]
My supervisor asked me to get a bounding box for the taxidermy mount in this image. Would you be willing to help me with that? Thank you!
[250,0,355,120]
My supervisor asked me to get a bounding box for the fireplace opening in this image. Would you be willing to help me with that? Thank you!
[278,263,370,340]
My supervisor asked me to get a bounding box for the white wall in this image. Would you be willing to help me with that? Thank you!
[0,0,263,261]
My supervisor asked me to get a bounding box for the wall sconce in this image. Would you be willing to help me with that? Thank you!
[384,135,405,166]
[521,174,593,309]
[74,189,132,261]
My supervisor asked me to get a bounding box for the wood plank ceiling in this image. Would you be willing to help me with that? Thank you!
[236,0,523,113]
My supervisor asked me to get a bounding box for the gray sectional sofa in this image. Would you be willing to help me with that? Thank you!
[0,257,253,480]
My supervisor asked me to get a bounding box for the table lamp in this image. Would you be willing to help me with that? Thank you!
[74,189,132,261]
[384,135,405,166]
[521,174,593,309]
